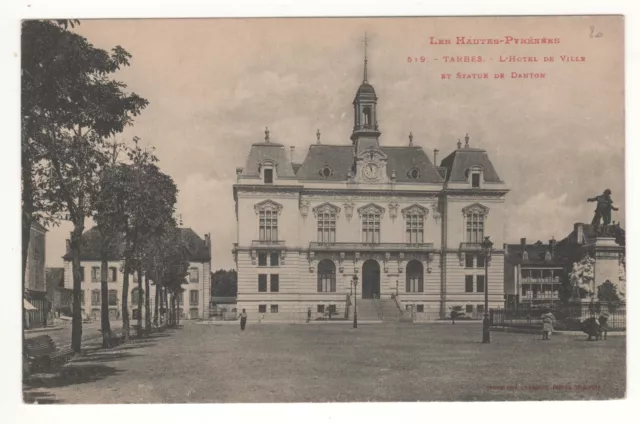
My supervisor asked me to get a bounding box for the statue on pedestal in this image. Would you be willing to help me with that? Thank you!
[588,189,619,233]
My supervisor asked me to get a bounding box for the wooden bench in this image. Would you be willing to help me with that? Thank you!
[24,335,74,374]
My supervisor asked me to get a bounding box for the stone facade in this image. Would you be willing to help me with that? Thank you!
[233,57,509,321]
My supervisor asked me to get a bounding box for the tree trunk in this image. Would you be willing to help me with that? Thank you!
[154,283,160,328]
[70,224,85,353]
[122,263,130,342]
[176,291,180,326]
[144,275,151,335]
[163,286,168,325]
[21,157,34,345]
[100,253,112,348]
[137,265,143,337]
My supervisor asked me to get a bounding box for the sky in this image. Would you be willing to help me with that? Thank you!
[43,16,624,270]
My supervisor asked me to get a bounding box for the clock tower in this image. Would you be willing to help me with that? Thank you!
[351,34,381,155]
[351,34,387,184]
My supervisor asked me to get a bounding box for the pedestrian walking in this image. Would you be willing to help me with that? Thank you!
[541,312,554,340]
[239,308,248,331]
[307,307,311,323]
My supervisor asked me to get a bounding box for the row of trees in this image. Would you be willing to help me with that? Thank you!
[22,20,188,352]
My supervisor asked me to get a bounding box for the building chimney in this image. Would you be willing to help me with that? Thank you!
[290,146,295,162]
[549,237,556,256]
[204,233,210,247]
[520,238,526,260]
[433,149,439,166]
[574,223,584,244]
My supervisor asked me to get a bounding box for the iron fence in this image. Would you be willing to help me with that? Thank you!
[490,303,626,331]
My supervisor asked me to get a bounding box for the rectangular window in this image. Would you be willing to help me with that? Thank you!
[465,305,473,313]
[477,304,485,314]
[270,304,278,313]
[405,215,424,244]
[91,290,100,306]
[317,212,337,243]
[317,304,325,313]
[362,213,381,244]
[258,305,266,313]
[522,284,528,296]
[258,253,267,266]
[416,305,424,313]
[477,255,486,268]
[465,254,474,268]
[80,267,85,282]
[270,274,279,292]
[264,169,273,184]
[472,173,480,188]
[189,267,199,283]
[258,274,267,292]
[109,267,117,282]
[259,210,278,241]
[465,275,474,292]
[477,275,485,293]
[270,253,279,266]
[466,213,485,243]
[108,290,118,306]
[91,267,100,282]
[189,290,199,305]
[328,305,337,314]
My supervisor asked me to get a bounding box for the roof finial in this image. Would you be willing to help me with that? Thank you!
[265,127,270,143]
[363,32,369,83]
[316,129,321,144]
[465,133,470,148]
[457,138,462,149]
[408,132,413,146]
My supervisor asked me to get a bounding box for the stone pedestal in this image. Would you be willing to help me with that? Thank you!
[585,236,623,292]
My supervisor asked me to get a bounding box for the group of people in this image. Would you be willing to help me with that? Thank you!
[540,310,610,341]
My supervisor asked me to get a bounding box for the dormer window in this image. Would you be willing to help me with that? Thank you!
[264,168,273,184]
[467,165,484,188]
[407,167,420,180]
[471,172,480,188]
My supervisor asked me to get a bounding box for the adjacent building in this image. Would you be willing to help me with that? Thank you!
[232,51,509,321]
[62,227,212,320]
[24,221,47,327]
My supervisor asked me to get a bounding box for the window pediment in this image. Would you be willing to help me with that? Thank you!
[401,204,429,219]
[462,203,489,216]
[357,203,385,218]
[465,165,484,177]
[356,147,387,161]
[254,199,283,215]
[312,202,341,218]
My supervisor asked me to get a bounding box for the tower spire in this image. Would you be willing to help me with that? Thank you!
[363,32,369,83]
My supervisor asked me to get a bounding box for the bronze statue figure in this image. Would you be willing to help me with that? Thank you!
[588,189,618,227]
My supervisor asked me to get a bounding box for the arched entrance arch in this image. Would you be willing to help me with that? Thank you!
[317,259,336,292]
[406,260,424,292]
[362,259,381,299]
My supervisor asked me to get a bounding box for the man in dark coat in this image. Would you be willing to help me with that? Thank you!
[581,317,601,341]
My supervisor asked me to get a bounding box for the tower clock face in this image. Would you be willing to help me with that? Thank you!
[363,163,379,179]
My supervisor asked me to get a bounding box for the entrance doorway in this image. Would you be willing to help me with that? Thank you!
[362,259,381,299]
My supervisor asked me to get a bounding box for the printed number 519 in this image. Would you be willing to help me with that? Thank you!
[407,56,427,63]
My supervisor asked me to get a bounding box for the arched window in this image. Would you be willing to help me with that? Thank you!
[317,259,336,292]
[406,260,424,293]
[362,106,372,126]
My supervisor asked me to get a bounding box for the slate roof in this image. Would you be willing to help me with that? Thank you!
[356,82,376,96]
[439,147,502,183]
[505,241,565,266]
[382,146,444,183]
[295,145,355,181]
[240,142,296,178]
[62,227,210,262]
[295,144,444,183]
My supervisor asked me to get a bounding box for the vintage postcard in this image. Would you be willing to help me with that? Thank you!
[20,15,625,404]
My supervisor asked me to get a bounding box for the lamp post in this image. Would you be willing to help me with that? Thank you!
[396,280,399,297]
[352,275,359,328]
[482,236,493,343]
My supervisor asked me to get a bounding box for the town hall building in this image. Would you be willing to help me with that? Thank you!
[232,50,509,321]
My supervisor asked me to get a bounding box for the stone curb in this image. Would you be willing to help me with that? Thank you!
[194,320,385,325]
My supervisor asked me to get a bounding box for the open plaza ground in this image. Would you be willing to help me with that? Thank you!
[23,321,625,403]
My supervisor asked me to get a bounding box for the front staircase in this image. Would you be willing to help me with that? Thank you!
[356,299,381,321]
[352,298,404,322]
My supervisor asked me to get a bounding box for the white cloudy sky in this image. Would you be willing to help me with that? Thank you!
[44,16,624,270]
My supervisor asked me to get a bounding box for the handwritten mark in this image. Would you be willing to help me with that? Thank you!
[590,26,603,38]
